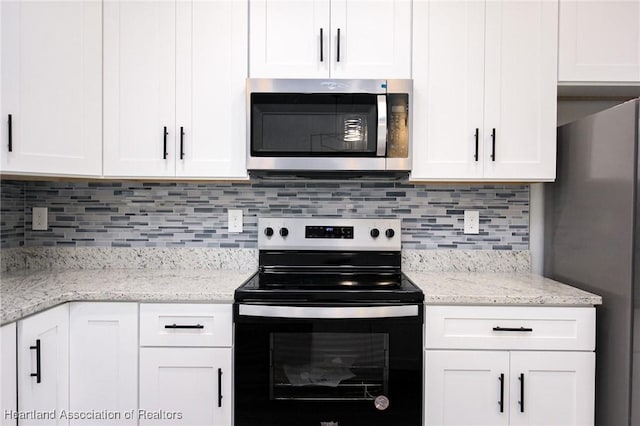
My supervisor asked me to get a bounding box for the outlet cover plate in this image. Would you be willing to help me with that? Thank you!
[464,210,479,234]
[32,207,48,231]
[228,209,243,233]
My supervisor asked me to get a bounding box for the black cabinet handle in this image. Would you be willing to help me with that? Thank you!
[163,126,168,160]
[30,339,41,383]
[518,373,525,412]
[491,128,496,161]
[218,368,223,407]
[337,28,341,62]
[179,126,185,160]
[498,373,504,413]
[493,326,533,332]
[320,28,324,62]
[164,324,204,329]
[7,114,12,152]
[474,128,479,161]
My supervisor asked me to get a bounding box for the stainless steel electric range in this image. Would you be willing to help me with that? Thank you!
[234,218,424,426]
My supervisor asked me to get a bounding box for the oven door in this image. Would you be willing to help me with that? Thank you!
[234,304,423,426]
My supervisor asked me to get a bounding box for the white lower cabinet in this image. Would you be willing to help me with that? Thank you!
[509,351,595,426]
[424,306,596,426]
[426,350,510,426]
[138,303,233,426]
[69,302,138,425]
[18,304,69,426]
[139,347,232,426]
[1,322,17,426]
[425,350,594,426]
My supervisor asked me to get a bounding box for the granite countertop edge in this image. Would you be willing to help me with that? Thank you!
[1,269,602,325]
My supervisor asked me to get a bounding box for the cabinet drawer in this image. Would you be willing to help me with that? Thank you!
[140,304,231,347]
[425,306,595,351]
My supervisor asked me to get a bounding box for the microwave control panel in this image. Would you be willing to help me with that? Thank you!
[387,93,409,158]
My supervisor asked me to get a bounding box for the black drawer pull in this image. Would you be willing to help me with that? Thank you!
[320,28,324,62]
[163,126,168,159]
[164,324,204,329]
[518,373,525,412]
[493,326,533,332]
[30,339,41,383]
[218,368,223,407]
[337,28,341,62]
[474,128,479,161]
[179,126,185,160]
[498,373,504,413]
[491,128,496,161]
[8,114,12,152]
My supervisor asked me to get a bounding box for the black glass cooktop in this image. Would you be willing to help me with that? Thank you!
[235,250,424,304]
[234,271,423,304]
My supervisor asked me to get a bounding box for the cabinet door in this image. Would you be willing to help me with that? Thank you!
[175,0,247,178]
[559,0,640,82]
[509,351,595,426]
[483,0,557,181]
[249,0,330,78]
[18,304,69,426]
[103,0,176,177]
[411,0,485,180]
[330,0,411,78]
[69,303,138,426]
[0,1,101,176]
[139,348,232,426]
[425,350,510,426]
[1,323,17,426]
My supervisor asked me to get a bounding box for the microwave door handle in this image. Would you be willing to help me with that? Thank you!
[377,94,387,156]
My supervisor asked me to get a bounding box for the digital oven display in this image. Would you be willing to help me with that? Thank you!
[305,226,354,239]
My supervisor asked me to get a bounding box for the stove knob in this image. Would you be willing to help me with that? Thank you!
[370,228,380,238]
[385,229,395,238]
[279,227,289,237]
[264,227,274,237]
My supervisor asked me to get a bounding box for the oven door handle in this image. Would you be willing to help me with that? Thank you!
[238,304,418,319]
[376,94,387,156]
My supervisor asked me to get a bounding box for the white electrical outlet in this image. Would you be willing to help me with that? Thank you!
[464,210,480,234]
[228,209,243,233]
[32,207,48,231]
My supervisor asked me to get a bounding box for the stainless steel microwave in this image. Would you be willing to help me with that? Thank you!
[247,79,412,173]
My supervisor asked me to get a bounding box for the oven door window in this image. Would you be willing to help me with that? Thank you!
[251,93,378,156]
[270,332,388,401]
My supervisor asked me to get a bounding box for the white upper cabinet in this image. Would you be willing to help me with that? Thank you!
[249,0,330,78]
[249,0,411,78]
[103,1,176,177]
[559,0,640,83]
[329,0,411,78]
[411,0,485,180]
[104,0,247,179]
[175,0,247,178]
[483,0,558,180]
[412,0,557,181]
[0,1,102,177]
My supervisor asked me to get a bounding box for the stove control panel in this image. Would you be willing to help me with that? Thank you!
[258,218,401,251]
[306,225,354,239]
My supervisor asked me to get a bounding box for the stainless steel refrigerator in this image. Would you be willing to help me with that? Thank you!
[545,98,640,426]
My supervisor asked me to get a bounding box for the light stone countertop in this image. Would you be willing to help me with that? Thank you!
[1,269,602,325]
[405,271,602,306]
[1,269,255,325]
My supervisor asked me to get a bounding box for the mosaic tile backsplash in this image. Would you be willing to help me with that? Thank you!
[1,180,529,250]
